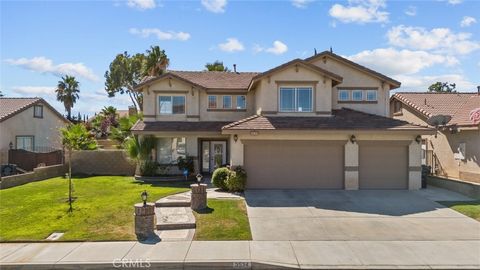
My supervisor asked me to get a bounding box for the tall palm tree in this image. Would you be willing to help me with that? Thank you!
[56,75,80,120]
[144,46,169,76]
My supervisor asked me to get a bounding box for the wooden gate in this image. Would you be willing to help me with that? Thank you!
[8,149,63,171]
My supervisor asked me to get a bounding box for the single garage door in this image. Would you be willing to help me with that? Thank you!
[359,142,408,189]
[244,140,344,189]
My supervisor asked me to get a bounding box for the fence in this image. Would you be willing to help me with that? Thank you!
[0,164,67,189]
[69,150,136,176]
[8,149,63,171]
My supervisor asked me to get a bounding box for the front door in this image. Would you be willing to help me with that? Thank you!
[201,140,227,173]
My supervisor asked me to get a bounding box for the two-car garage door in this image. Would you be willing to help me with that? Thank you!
[244,140,409,189]
[244,140,344,189]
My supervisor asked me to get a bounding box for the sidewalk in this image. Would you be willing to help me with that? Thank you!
[1,240,479,269]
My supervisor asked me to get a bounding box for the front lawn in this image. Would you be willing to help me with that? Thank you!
[0,176,189,241]
[193,199,252,241]
[438,200,480,221]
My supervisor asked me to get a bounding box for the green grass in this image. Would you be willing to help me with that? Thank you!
[438,200,480,221]
[0,176,189,241]
[193,199,252,241]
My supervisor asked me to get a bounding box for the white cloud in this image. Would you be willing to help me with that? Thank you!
[292,0,313,9]
[218,38,244,52]
[5,57,99,81]
[129,28,190,41]
[347,48,458,76]
[11,86,55,95]
[395,74,475,91]
[329,0,389,24]
[201,0,227,13]
[405,6,416,16]
[127,0,156,10]
[387,25,480,55]
[460,16,476,27]
[254,41,288,55]
[444,0,462,5]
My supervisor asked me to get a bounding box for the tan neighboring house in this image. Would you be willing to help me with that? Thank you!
[132,51,434,190]
[0,98,69,163]
[390,92,480,183]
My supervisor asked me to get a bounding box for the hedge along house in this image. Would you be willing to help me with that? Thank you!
[132,51,434,190]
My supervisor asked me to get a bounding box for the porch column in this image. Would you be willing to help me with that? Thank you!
[229,135,244,167]
[408,140,422,190]
[344,141,359,190]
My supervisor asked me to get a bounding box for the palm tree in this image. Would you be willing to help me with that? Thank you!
[144,46,169,76]
[56,75,80,120]
[205,60,230,72]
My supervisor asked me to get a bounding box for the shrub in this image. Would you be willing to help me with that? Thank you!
[212,167,230,190]
[226,166,247,192]
[140,160,158,176]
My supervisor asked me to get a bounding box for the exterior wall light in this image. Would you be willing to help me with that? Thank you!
[250,130,259,136]
[141,190,148,206]
[233,134,238,142]
[196,174,203,185]
[350,135,357,144]
[415,135,422,144]
[9,142,13,149]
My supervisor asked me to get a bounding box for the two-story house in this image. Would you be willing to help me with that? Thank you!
[132,51,434,190]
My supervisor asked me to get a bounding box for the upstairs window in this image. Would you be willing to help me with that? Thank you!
[159,95,185,115]
[223,96,232,109]
[208,96,217,109]
[352,90,363,101]
[33,105,43,118]
[236,95,246,109]
[279,87,313,112]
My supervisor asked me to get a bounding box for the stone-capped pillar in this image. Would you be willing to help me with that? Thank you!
[191,183,207,210]
[344,141,359,190]
[134,203,155,240]
[408,140,422,190]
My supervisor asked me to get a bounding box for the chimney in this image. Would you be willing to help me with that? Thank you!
[233,64,237,73]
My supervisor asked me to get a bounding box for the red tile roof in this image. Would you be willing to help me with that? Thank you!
[136,70,260,90]
[222,108,432,132]
[392,92,480,126]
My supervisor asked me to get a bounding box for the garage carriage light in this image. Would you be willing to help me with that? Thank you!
[350,135,357,144]
[415,135,422,144]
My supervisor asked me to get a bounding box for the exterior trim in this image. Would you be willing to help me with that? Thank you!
[345,166,359,171]
[207,109,247,112]
[409,166,422,172]
[315,111,331,115]
[275,80,319,85]
[186,115,200,118]
[337,86,379,90]
[153,90,189,94]
[262,111,277,115]
[338,101,378,104]
[143,115,156,118]
[206,90,247,94]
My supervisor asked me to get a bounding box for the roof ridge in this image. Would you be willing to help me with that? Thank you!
[392,93,432,118]
[169,70,260,74]
[222,114,261,129]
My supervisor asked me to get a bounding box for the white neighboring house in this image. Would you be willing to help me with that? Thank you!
[0,97,69,163]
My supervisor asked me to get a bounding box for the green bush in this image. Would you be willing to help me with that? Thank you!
[226,166,247,192]
[140,160,158,176]
[212,167,230,190]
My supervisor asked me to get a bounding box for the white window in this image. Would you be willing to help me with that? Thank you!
[157,137,186,164]
[338,90,349,101]
[16,136,34,151]
[236,95,246,109]
[208,96,217,109]
[352,90,363,101]
[279,87,313,112]
[159,95,185,114]
[366,90,377,101]
[33,105,43,118]
[223,96,232,109]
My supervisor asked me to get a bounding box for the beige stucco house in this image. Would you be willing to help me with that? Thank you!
[390,92,480,183]
[132,51,434,190]
[0,98,69,163]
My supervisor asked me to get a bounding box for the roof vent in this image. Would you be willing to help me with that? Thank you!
[477,85,479,95]
[233,64,237,73]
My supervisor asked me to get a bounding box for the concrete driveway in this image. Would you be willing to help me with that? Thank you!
[245,188,480,241]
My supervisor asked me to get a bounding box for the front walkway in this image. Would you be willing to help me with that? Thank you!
[1,240,479,269]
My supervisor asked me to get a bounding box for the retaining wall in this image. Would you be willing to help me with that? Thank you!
[0,164,67,189]
[69,150,135,176]
[427,176,480,199]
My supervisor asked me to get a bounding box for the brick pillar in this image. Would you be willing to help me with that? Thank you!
[344,141,359,190]
[134,203,155,240]
[191,183,207,210]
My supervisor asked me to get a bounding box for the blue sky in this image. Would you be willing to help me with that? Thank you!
[1,0,479,117]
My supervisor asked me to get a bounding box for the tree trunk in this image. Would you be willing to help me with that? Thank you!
[68,149,73,212]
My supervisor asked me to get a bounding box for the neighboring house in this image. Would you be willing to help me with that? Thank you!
[0,98,69,163]
[132,51,433,190]
[390,92,480,183]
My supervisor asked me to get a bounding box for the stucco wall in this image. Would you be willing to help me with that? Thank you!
[0,103,66,163]
[310,56,390,116]
[392,102,480,182]
[0,164,67,189]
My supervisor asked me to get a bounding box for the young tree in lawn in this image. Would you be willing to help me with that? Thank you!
[60,124,97,212]
[56,75,80,120]
[105,46,169,111]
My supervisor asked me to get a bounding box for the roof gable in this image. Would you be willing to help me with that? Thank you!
[0,97,69,123]
[305,51,401,88]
